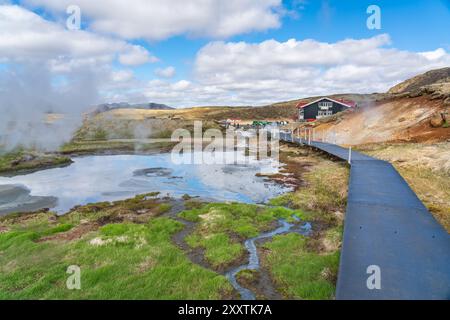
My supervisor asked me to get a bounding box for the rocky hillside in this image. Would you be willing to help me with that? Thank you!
[388,67,450,94]
[388,67,450,105]
[289,67,450,145]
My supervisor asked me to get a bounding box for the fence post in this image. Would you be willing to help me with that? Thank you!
[348,147,352,165]
[308,128,311,145]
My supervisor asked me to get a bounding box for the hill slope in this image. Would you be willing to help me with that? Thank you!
[388,67,450,94]
[291,67,450,145]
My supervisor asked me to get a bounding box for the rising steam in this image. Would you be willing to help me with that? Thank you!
[0,64,99,151]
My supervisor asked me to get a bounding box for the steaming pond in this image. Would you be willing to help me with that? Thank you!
[0,152,291,215]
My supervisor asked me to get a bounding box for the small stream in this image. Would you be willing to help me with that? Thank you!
[225,216,312,300]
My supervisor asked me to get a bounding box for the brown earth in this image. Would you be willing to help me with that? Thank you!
[289,95,450,145]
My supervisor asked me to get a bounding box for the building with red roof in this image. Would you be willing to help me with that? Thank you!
[296,97,357,122]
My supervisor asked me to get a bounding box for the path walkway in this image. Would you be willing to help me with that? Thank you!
[280,132,450,299]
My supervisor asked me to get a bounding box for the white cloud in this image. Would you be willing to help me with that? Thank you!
[188,35,450,105]
[2,5,449,109]
[419,48,447,60]
[119,45,158,66]
[25,0,283,40]
[105,35,450,108]
[172,80,191,90]
[0,5,157,67]
[111,69,134,82]
[155,66,176,78]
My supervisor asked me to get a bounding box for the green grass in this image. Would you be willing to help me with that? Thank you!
[60,140,174,154]
[236,269,258,283]
[263,233,340,300]
[269,158,348,224]
[92,128,108,140]
[0,216,233,299]
[41,223,74,237]
[186,233,243,268]
[0,165,343,301]
[178,203,306,268]
[0,149,72,174]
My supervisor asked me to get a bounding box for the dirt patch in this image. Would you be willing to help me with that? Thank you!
[260,144,315,191]
[37,222,99,242]
[292,95,450,146]
[0,208,53,225]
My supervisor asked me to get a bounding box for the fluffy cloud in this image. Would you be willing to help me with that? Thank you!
[188,35,450,105]
[111,69,134,82]
[24,0,283,40]
[0,5,157,68]
[105,35,450,108]
[119,46,158,66]
[155,66,176,78]
[2,3,450,109]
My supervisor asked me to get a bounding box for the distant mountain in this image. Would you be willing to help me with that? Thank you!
[93,102,174,114]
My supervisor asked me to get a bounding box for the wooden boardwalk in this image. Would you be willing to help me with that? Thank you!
[280,132,450,299]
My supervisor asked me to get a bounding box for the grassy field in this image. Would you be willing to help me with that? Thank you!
[0,195,233,299]
[261,144,349,299]
[60,139,175,155]
[262,232,340,299]
[180,202,305,269]
[0,142,351,300]
[74,112,222,141]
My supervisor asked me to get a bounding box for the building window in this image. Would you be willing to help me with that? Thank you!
[318,101,332,110]
[318,110,333,118]
[299,109,304,120]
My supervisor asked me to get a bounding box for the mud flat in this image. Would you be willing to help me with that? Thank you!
[0,184,57,216]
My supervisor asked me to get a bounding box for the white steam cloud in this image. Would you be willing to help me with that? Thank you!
[0,64,99,151]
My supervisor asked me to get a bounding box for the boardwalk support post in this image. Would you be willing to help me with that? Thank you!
[348,147,352,164]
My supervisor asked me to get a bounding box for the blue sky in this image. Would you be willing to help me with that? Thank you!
[128,0,450,81]
[2,0,450,106]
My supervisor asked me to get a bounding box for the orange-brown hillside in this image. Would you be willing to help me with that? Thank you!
[289,68,450,145]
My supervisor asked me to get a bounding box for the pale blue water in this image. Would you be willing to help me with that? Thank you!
[0,152,290,214]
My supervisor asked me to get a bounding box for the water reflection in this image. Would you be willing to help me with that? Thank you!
[0,152,291,214]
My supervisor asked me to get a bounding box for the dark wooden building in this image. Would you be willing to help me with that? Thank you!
[297,97,357,122]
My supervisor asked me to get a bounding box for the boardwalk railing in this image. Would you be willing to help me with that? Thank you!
[280,131,450,300]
